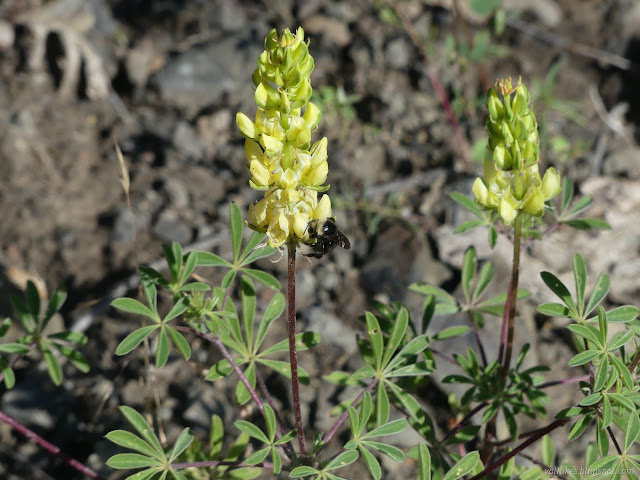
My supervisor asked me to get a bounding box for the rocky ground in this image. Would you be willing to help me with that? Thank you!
[1,0,640,478]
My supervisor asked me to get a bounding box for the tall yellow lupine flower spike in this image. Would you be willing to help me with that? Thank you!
[236,28,338,251]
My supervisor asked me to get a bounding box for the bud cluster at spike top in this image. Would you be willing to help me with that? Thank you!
[472,77,562,225]
[236,27,331,248]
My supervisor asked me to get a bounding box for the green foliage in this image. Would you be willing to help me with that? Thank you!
[7,281,88,386]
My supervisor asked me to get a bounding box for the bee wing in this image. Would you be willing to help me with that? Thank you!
[336,230,351,250]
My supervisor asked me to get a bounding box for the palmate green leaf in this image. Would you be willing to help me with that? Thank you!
[111,298,158,322]
[541,435,554,466]
[376,382,390,426]
[0,343,29,354]
[241,276,256,348]
[597,419,609,456]
[222,269,238,290]
[42,344,62,385]
[588,305,639,323]
[49,331,88,345]
[579,393,602,407]
[449,192,483,218]
[409,283,457,305]
[607,329,634,351]
[42,288,67,332]
[565,218,611,230]
[593,356,609,392]
[290,466,320,477]
[178,281,211,292]
[166,326,191,361]
[540,272,577,315]
[263,404,277,442]
[610,354,634,389]
[418,443,431,480]
[123,466,163,480]
[625,413,640,452]
[244,446,270,465]
[359,444,381,480]
[119,406,165,458]
[12,296,36,333]
[0,357,16,389]
[272,445,283,474]
[566,324,602,348]
[381,307,409,367]
[585,273,610,317]
[433,326,469,341]
[421,296,435,334]
[242,268,280,290]
[254,293,285,353]
[488,225,497,248]
[385,335,429,372]
[325,449,359,471]
[259,331,320,356]
[236,362,257,405]
[442,451,480,480]
[608,393,635,412]
[179,252,198,287]
[155,327,170,368]
[195,251,232,267]
[362,418,406,439]
[107,453,162,469]
[169,427,194,462]
[602,395,613,429]
[461,247,476,302]
[568,349,601,367]
[386,381,422,420]
[573,254,587,316]
[386,361,434,378]
[503,406,518,441]
[473,262,494,301]
[259,359,310,384]
[363,441,405,462]
[25,280,40,324]
[537,302,572,318]
[235,420,269,444]
[164,297,189,323]
[230,202,244,263]
[365,312,384,370]
[52,343,90,373]
[455,220,485,234]
[568,414,592,441]
[105,430,164,461]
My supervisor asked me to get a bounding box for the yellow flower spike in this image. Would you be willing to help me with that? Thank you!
[236,112,257,139]
[541,167,561,200]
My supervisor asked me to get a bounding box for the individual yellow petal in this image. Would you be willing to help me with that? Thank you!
[314,194,332,219]
[249,159,271,186]
[244,139,263,164]
[260,134,284,156]
[292,212,309,239]
[302,161,328,186]
[541,167,561,200]
[236,112,257,139]
[499,190,519,225]
[310,137,328,164]
[280,168,299,189]
[472,178,489,206]
[522,186,544,216]
[248,198,268,229]
[303,102,322,130]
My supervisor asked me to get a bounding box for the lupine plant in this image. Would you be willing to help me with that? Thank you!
[1,26,639,480]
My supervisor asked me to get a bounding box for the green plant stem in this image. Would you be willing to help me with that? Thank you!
[0,409,103,479]
[469,312,488,367]
[502,213,523,378]
[469,418,569,480]
[287,243,306,456]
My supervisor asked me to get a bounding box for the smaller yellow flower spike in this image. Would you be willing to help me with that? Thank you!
[237,28,336,248]
[473,78,561,225]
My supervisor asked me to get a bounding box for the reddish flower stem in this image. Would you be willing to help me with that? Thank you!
[0,409,103,479]
[287,243,306,456]
[318,378,379,454]
[171,460,273,470]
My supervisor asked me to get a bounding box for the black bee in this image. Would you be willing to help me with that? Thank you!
[302,218,351,258]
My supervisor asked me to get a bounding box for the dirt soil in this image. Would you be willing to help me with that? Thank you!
[1,0,640,478]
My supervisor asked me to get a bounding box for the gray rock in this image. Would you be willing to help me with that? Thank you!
[308,306,356,352]
[152,211,192,244]
[152,35,260,115]
[173,121,205,161]
[385,37,412,70]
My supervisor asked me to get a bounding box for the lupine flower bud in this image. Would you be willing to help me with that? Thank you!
[473,78,561,225]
